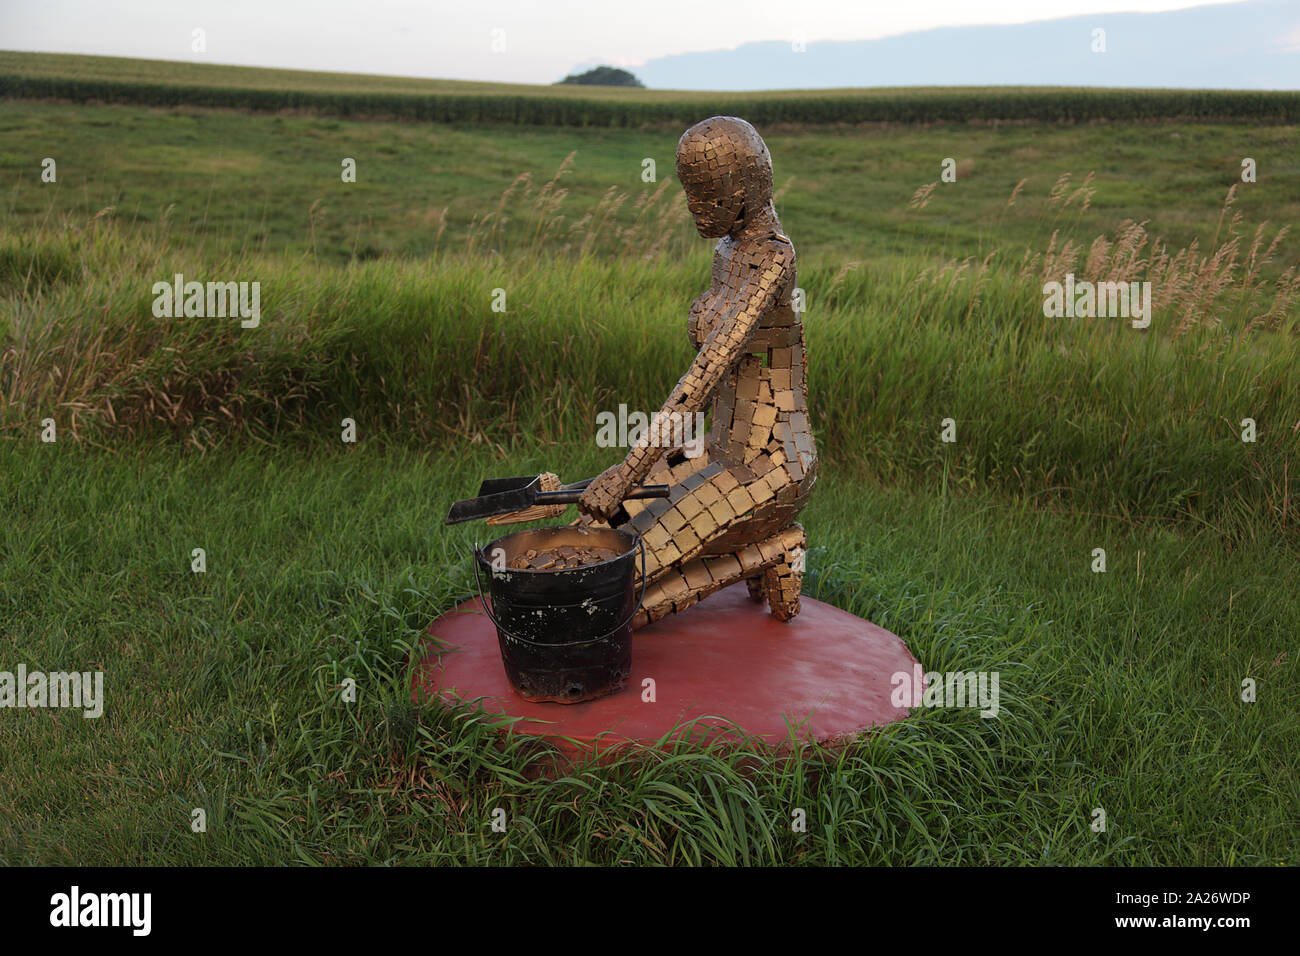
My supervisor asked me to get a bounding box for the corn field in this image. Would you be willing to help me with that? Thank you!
[5,71,1300,127]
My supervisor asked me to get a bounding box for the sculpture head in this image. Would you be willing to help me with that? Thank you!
[676,116,775,239]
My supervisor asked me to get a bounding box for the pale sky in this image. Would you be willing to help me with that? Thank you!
[0,0,1253,84]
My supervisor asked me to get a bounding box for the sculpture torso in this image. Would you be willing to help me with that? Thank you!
[689,233,816,485]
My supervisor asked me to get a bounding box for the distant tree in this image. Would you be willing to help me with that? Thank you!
[556,66,644,88]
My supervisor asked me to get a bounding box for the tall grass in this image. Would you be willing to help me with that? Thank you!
[463,152,694,261]
[3,163,1297,531]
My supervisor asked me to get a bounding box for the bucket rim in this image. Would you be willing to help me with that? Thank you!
[476,525,641,574]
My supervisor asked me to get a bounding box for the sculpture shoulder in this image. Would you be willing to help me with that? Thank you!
[734,231,794,256]
[694,234,796,350]
[733,232,795,278]
[729,233,795,305]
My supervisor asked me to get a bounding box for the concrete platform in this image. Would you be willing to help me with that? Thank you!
[412,582,921,759]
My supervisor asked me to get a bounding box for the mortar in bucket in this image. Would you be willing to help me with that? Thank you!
[474,526,645,704]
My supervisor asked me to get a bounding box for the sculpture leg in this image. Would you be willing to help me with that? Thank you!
[631,523,806,630]
[758,524,805,622]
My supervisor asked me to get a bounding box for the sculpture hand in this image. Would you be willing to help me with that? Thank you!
[577,465,630,523]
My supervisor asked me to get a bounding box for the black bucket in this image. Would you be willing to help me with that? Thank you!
[474,526,645,704]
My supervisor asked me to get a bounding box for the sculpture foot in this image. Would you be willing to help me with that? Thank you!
[758,524,805,622]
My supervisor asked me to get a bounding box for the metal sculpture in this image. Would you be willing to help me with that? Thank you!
[574,116,817,628]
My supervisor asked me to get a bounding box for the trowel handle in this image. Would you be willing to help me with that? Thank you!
[535,484,670,505]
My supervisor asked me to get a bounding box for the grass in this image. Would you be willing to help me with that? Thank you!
[3,212,1297,534]
[1,442,1295,865]
[0,86,1297,865]
[3,99,1299,264]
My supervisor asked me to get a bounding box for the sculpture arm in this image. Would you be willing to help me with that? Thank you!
[619,237,793,488]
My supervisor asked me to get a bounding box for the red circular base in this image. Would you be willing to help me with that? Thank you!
[413,582,921,757]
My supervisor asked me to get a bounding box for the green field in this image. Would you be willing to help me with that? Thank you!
[4,98,1298,266]
[1,57,1297,866]
[5,50,1300,125]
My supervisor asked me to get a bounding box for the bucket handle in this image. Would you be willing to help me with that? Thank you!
[471,535,648,649]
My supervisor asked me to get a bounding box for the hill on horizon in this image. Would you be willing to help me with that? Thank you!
[621,0,1300,92]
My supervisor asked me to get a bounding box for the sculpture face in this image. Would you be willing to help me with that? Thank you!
[684,185,742,238]
[675,115,774,239]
